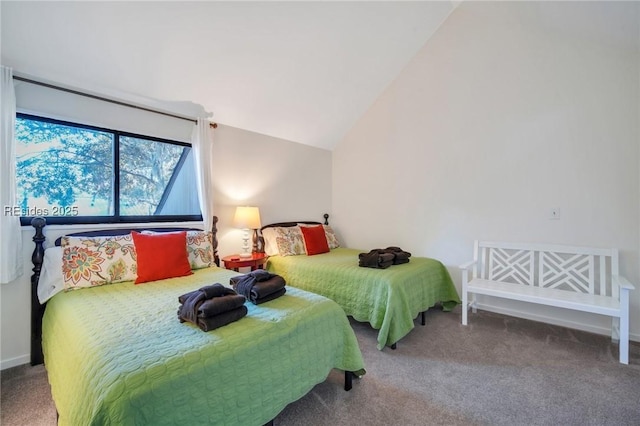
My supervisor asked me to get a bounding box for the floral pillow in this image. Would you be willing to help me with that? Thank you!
[323,225,340,249]
[262,226,305,256]
[61,234,137,290]
[185,230,215,269]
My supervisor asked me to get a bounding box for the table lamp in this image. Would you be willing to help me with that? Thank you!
[233,206,262,258]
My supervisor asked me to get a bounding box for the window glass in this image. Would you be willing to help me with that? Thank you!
[119,136,198,216]
[14,114,202,224]
[16,117,114,217]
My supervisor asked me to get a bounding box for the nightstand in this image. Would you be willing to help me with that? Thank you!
[222,253,268,272]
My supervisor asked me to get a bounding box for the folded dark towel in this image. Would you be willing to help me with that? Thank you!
[358,251,381,268]
[178,283,236,304]
[250,276,286,300]
[383,246,411,264]
[198,294,246,317]
[358,250,394,269]
[196,305,248,332]
[378,260,393,269]
[253,287,286,305]
[231,272,286,302]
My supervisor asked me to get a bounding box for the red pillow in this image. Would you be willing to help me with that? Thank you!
[131,231,192,284]
[300,225,330,256]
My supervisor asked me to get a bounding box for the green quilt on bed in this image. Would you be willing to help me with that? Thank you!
[267,248,461,350]
[42,267,365,426]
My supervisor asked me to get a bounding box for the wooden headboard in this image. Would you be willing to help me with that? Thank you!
[260,213,329,231]
[29,216,219,365]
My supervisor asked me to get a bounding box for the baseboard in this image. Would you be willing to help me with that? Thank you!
[1,354,30,371]
[474,302,640,343]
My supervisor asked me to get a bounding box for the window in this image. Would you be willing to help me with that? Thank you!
[15,114,202,225]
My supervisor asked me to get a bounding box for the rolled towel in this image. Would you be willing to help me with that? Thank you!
[378,252,395,264]
[179,291,207,324]
[384,247,411,264]
[196,305,248,332]
[252,287,286,305]
[250,269,272,282]
[231,271,286,299]
[178,283,235,304]
[198,294,246,317]
[230,274,256,299]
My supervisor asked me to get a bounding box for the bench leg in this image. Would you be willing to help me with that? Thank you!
[620,325,629,365]
[462,291,468,325]
[620,290,630,364]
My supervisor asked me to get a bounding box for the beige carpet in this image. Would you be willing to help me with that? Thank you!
[3,307,640,425]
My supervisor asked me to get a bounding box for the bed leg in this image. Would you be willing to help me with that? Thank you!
[344,371,353,391]
[262,420,274,426]
[390,343,397,350]
[421,311,426,326]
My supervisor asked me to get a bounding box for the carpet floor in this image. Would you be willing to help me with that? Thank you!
[2,306,640,425]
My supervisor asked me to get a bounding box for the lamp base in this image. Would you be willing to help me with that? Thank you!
[239,252,252,258]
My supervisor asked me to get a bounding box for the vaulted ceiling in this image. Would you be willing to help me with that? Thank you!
[1,1,458,150]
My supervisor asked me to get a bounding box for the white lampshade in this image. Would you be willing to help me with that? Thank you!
[233,206,262,229]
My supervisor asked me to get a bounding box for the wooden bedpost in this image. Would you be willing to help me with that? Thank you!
[212,215,220,267]
[30,217,46,365]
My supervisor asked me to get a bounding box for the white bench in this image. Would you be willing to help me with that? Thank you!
[460,240,635,364]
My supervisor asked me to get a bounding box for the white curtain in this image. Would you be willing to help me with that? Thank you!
[191,118,215,231]
[0,66,23,284]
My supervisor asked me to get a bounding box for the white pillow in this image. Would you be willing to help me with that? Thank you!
[38,246,64,303]
[261,227,279,256]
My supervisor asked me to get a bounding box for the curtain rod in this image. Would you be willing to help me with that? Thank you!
[12,75,217,128]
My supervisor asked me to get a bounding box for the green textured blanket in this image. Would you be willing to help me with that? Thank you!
[42,267,365,426]
[267,248,460,349]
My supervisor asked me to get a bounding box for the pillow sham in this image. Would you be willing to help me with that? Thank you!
[262,226,305,256]
[61,234,137,291]
[185,230,215,269]
[261,227,279,256]
[300,225,330,255]
[131,231,193,284]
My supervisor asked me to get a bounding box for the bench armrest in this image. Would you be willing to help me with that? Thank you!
[612,275,635,291]
[459,260,477,270]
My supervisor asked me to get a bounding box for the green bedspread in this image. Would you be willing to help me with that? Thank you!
[42,266,365,426]
[266,248,460,350]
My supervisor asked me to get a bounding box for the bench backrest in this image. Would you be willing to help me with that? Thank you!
[474,241,619,298]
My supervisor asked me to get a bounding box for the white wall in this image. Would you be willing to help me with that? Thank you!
[333,1,640,340]
[212,124,332,258]
[1,104,331,369]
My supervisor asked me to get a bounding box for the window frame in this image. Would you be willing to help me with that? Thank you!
[16,113,203,226]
